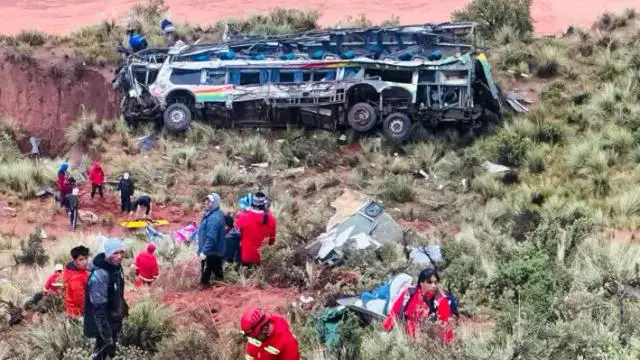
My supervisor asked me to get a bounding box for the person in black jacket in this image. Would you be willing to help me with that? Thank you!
[84,238,128,360]
[117,173,134,213]
[63,187,80,231]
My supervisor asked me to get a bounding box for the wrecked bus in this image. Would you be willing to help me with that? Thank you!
[113,22,501,142]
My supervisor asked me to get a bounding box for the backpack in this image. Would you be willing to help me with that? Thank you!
[398,287,459,323]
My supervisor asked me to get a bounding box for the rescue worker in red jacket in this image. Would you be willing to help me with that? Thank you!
[241,307,300,360]
[235,192,276,266]
[134,243,159,287]
[63,245,90,318]
[382,268,456,343]
[88,161,105,199]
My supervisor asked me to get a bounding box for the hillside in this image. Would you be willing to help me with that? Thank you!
[1,1,640,360]
[0,0,638,35]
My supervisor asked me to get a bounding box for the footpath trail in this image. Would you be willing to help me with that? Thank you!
[0,0,637,36]
[0,182,198,239]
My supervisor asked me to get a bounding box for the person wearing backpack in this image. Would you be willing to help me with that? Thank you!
[382,268,458,343]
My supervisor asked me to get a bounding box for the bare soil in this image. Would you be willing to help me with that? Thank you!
[0,0,637,36]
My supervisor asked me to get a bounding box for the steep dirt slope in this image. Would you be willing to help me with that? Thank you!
[0,0,637,35]
[0,50,116,154]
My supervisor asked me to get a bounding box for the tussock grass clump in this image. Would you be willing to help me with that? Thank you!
[64,110,113,148]
[211,162,244,186]
[14,29,47,46]
[120,297,175,352]
[233,135,271,163]
[225,8,319,35]
[532,44,565,78]
[19,313,90,360]
[483,128,529,167]
[380,175,415,203]
[155,326,217,360]
[452,0,533,41]
[608,188,640,218]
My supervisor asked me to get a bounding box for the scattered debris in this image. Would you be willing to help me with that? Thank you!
[137,135,156,151]
[284,167,305,178]
[505,91,531,113]
[35,186,55,198]
[78,210,99,224]
[483,161,511,173]
[29,137,40,157]
[1,206,16,217]
[306,190,403,266]
[250,162,269,168]
[408,245,442,265]
[337,134,348,145]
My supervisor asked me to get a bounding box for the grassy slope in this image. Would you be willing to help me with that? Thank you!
[2,2,640,359]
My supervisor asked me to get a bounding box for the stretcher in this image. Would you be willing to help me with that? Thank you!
[120,219,170,229]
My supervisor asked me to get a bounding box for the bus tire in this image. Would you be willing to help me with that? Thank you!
[382,112,412,143]
[347,102,378,132]
[163,103,192,133]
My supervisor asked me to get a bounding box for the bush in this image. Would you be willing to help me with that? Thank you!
[452,0,533,41]
[485,129,529,167]
[15,30,47,46]
[233,135,271,164]
[380,175,415,203]
[155,326,217,360]
[533,44,564,78]
[14,230,49,266]
[225,8,319,35]
[21,314,91,360]
[120,298,175,352]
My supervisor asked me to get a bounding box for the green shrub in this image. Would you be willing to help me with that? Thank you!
[452,0,533,41]
[14,230,49,266]
[155,326,217,360]
[380,175,415,203]
[533,44,564,78]
[225,8,319,35]
[120,298,175,352]
[21,314,91,360]
[234,135,271,163]
[485,129,529,167]
[15,29,47,46]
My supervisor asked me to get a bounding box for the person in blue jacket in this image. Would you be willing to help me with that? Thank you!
[126,22,148,53]
[197,193,226,288]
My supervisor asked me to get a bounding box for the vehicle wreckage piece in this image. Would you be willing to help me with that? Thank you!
[305,194,404,266]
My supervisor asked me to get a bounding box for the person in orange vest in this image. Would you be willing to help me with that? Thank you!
[134,243,159,287]
[63,245,90,318]
[240,307,300,360]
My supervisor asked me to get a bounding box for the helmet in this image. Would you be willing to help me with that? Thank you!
[240,308,269,337]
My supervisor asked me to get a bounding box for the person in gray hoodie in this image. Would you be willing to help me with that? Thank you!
[197,193,226,289]
[84,238,128,360]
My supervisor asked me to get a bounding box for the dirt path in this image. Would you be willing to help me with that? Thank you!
[0,182,199,239]
[0,0,636,36]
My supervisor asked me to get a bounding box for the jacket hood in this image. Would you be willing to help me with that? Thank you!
[91,162,102,171]
[89,253,121,272]
[65,261,82,272]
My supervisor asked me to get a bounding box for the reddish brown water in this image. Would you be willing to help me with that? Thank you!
[0,0,637,36]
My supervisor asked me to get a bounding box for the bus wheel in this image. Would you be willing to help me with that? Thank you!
[347,102,378,132]
[163,103,192,133]
[382,112,412,143]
